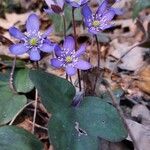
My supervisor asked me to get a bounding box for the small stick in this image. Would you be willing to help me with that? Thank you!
[9,101,34,125]
[109,42,140,78]
[9,56,17,93]
[103,81,140,150]
[72,7,82,91]
[95,35,100,68]
[28,120,48,131]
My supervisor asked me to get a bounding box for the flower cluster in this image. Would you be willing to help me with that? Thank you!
[9,0,122,76]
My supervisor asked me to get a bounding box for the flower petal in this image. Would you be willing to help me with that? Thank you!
[56,0,64,8]
[101,10,115,22]
[9,27,25,40]
[66,65,77,76]
[51,58,63,68]
[74,44,86,58]
[29,47,41,61]
[54,45,62,57]
[81,4,92,19]
[9,44,28,55]
[81,0,89,5]
[40,43,54,53]
[99,23,113,30]
[26,14,40,32]
[88,28,99,35]
[96,0,108,16]
[75,60,91,70]
[110,8,124,15]
[63,36,75,52]
[66,0,80,7]
[44,8,54,14]
[42,27,53,38]
[45,0,55,7]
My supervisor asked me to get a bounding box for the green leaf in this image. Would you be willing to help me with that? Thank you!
[99,88,123,103]
[0,87,27,125]
[14,68,34,93]
[50,6,72,34]
[29,70,127,149]
[133,0,150,19]
[75,97,127,142]
[29,69,76,113]
[74,8,82,21]
[0,72,27,125]
[48,97,127,150]
[0,126,43,150]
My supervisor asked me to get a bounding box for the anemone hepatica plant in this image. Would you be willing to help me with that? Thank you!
[81,1,116,34]
[51,36,91,76]
[0,0,131,150]
[9,14,55,61]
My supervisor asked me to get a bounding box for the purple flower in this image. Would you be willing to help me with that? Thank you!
[65,0,89,8]
[81,0,116,34]
[9,14,55,61]
[44,0,65,14]
[51,36,91,76]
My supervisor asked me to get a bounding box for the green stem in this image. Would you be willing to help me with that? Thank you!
[32,62,39,134]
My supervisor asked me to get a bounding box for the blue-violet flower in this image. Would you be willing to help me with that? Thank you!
[9,13,55,61]
[44,0,65,14]
[81,0,116,34]
[65,0,89,8]
[51,36,91,76]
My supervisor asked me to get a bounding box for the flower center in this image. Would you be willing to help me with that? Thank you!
[29,38,38,46]
[65,56,72,63]
[92,20,100,27]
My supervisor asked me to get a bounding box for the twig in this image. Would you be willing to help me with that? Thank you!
[32,88,38,134]
[9,56,17,93]
[109,42,140,78]
[28,120,48,131]
[9,101,34,125]
[95,35,100,68]
[72,8,82,91]
[103,81,140,150]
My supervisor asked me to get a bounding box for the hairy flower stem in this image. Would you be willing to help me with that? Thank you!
[72,7,82,91]
[62,14,67,37]
[9,56,17,93]
[95,35,100,68]
[62,13,69,81]
[104,82,140,150]
[32,62,39,134]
